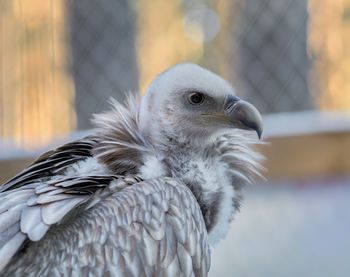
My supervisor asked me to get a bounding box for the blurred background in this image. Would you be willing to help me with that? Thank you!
[0,0,349,276]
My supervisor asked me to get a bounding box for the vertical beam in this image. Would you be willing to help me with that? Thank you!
[0,0,75,149]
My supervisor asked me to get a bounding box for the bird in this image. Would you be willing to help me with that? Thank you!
[0,63,264,277]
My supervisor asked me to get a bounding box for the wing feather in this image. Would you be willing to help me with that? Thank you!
[36,192,77,204]
[0,223,20,249]
[0,232,26,271]
[0,137,117,271]
[1,177,210,276]
[27,222,50,241]
[0,175,129,272]
[1,137,97,192]
[1,136,211,275]
[0,211,21,234]
[41,197,88,225]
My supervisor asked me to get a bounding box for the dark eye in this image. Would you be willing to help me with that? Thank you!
[187,92,205,105]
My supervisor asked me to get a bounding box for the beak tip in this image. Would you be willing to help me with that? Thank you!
[247,121,263,139]
[224,95,263,139]
[254,121,263,139]
[257,129,262,140]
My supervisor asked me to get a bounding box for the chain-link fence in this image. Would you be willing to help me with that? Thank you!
[67,0,314,130]
[233,0,313,113]
[68,0,139,129]
[1,0,347,147]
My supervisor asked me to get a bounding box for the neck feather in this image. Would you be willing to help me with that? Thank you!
[158,131,264,245]
[92,95,150,174]
[91,96,265,246]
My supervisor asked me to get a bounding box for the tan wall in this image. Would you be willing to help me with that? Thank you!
[259,131,350,179]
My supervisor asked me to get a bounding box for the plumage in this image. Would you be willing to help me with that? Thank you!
[0,210,21,234]
[0,63,264,276]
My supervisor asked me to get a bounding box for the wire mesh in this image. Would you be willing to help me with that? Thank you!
[68,0,139,129]
[233,0,314,113]
[67,0,314,127]
[1,0,348,147]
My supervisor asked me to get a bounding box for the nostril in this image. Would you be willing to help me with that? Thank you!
[224,94,240,111]
[225,102,236,111]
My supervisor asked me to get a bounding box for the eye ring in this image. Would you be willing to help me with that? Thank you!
[187,92,205,105]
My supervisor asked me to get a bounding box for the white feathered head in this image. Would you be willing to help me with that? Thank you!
[139,63,263,146]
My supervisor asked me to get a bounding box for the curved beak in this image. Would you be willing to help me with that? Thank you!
[224,94,263,139]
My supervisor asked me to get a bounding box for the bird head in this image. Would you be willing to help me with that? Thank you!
[139,63,263,146]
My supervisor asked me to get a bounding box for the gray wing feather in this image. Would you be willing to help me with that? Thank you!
[41,197,88,225]
[0,232,26,271]
[1,137,97,193]
[0,174,132,272]
[20,205,42,234]
[0,210,20,234]
[2,178,210,277]
[0,137,120,272]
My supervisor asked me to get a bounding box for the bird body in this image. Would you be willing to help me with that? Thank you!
[0,64,263,276]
